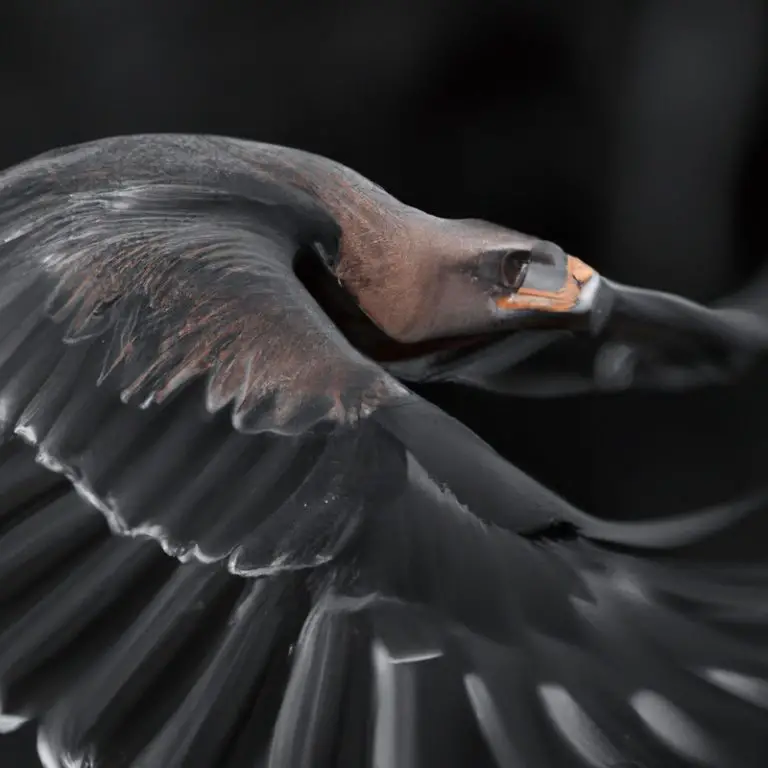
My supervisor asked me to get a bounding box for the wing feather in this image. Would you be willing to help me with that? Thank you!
[0,135,766,768]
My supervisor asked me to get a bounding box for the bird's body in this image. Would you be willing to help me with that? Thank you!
[0,134,767,767]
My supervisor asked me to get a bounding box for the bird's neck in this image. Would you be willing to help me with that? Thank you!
[253,144,444,342]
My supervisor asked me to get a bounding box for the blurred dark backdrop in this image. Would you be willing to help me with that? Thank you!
[2,1,768,765]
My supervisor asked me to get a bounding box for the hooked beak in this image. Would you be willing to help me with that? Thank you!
[494,241,611,334]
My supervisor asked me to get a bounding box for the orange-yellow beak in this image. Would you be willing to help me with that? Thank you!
[495,254,597,314]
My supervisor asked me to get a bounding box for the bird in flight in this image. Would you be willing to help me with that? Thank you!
[0,134,767,768]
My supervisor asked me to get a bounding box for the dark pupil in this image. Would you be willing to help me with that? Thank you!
[501,249,530,291]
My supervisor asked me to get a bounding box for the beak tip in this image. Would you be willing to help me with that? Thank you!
[580,275,615,333]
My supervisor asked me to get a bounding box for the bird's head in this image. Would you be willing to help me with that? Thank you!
[347,215,601,344]
[304,174,605,357]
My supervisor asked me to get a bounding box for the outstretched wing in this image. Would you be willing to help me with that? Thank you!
[0,136,766,768]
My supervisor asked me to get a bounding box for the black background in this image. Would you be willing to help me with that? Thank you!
[2,2,768,765]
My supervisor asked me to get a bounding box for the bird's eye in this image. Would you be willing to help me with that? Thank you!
[500,249,530,291]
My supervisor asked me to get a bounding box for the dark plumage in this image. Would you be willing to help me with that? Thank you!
[0,134,767,767]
